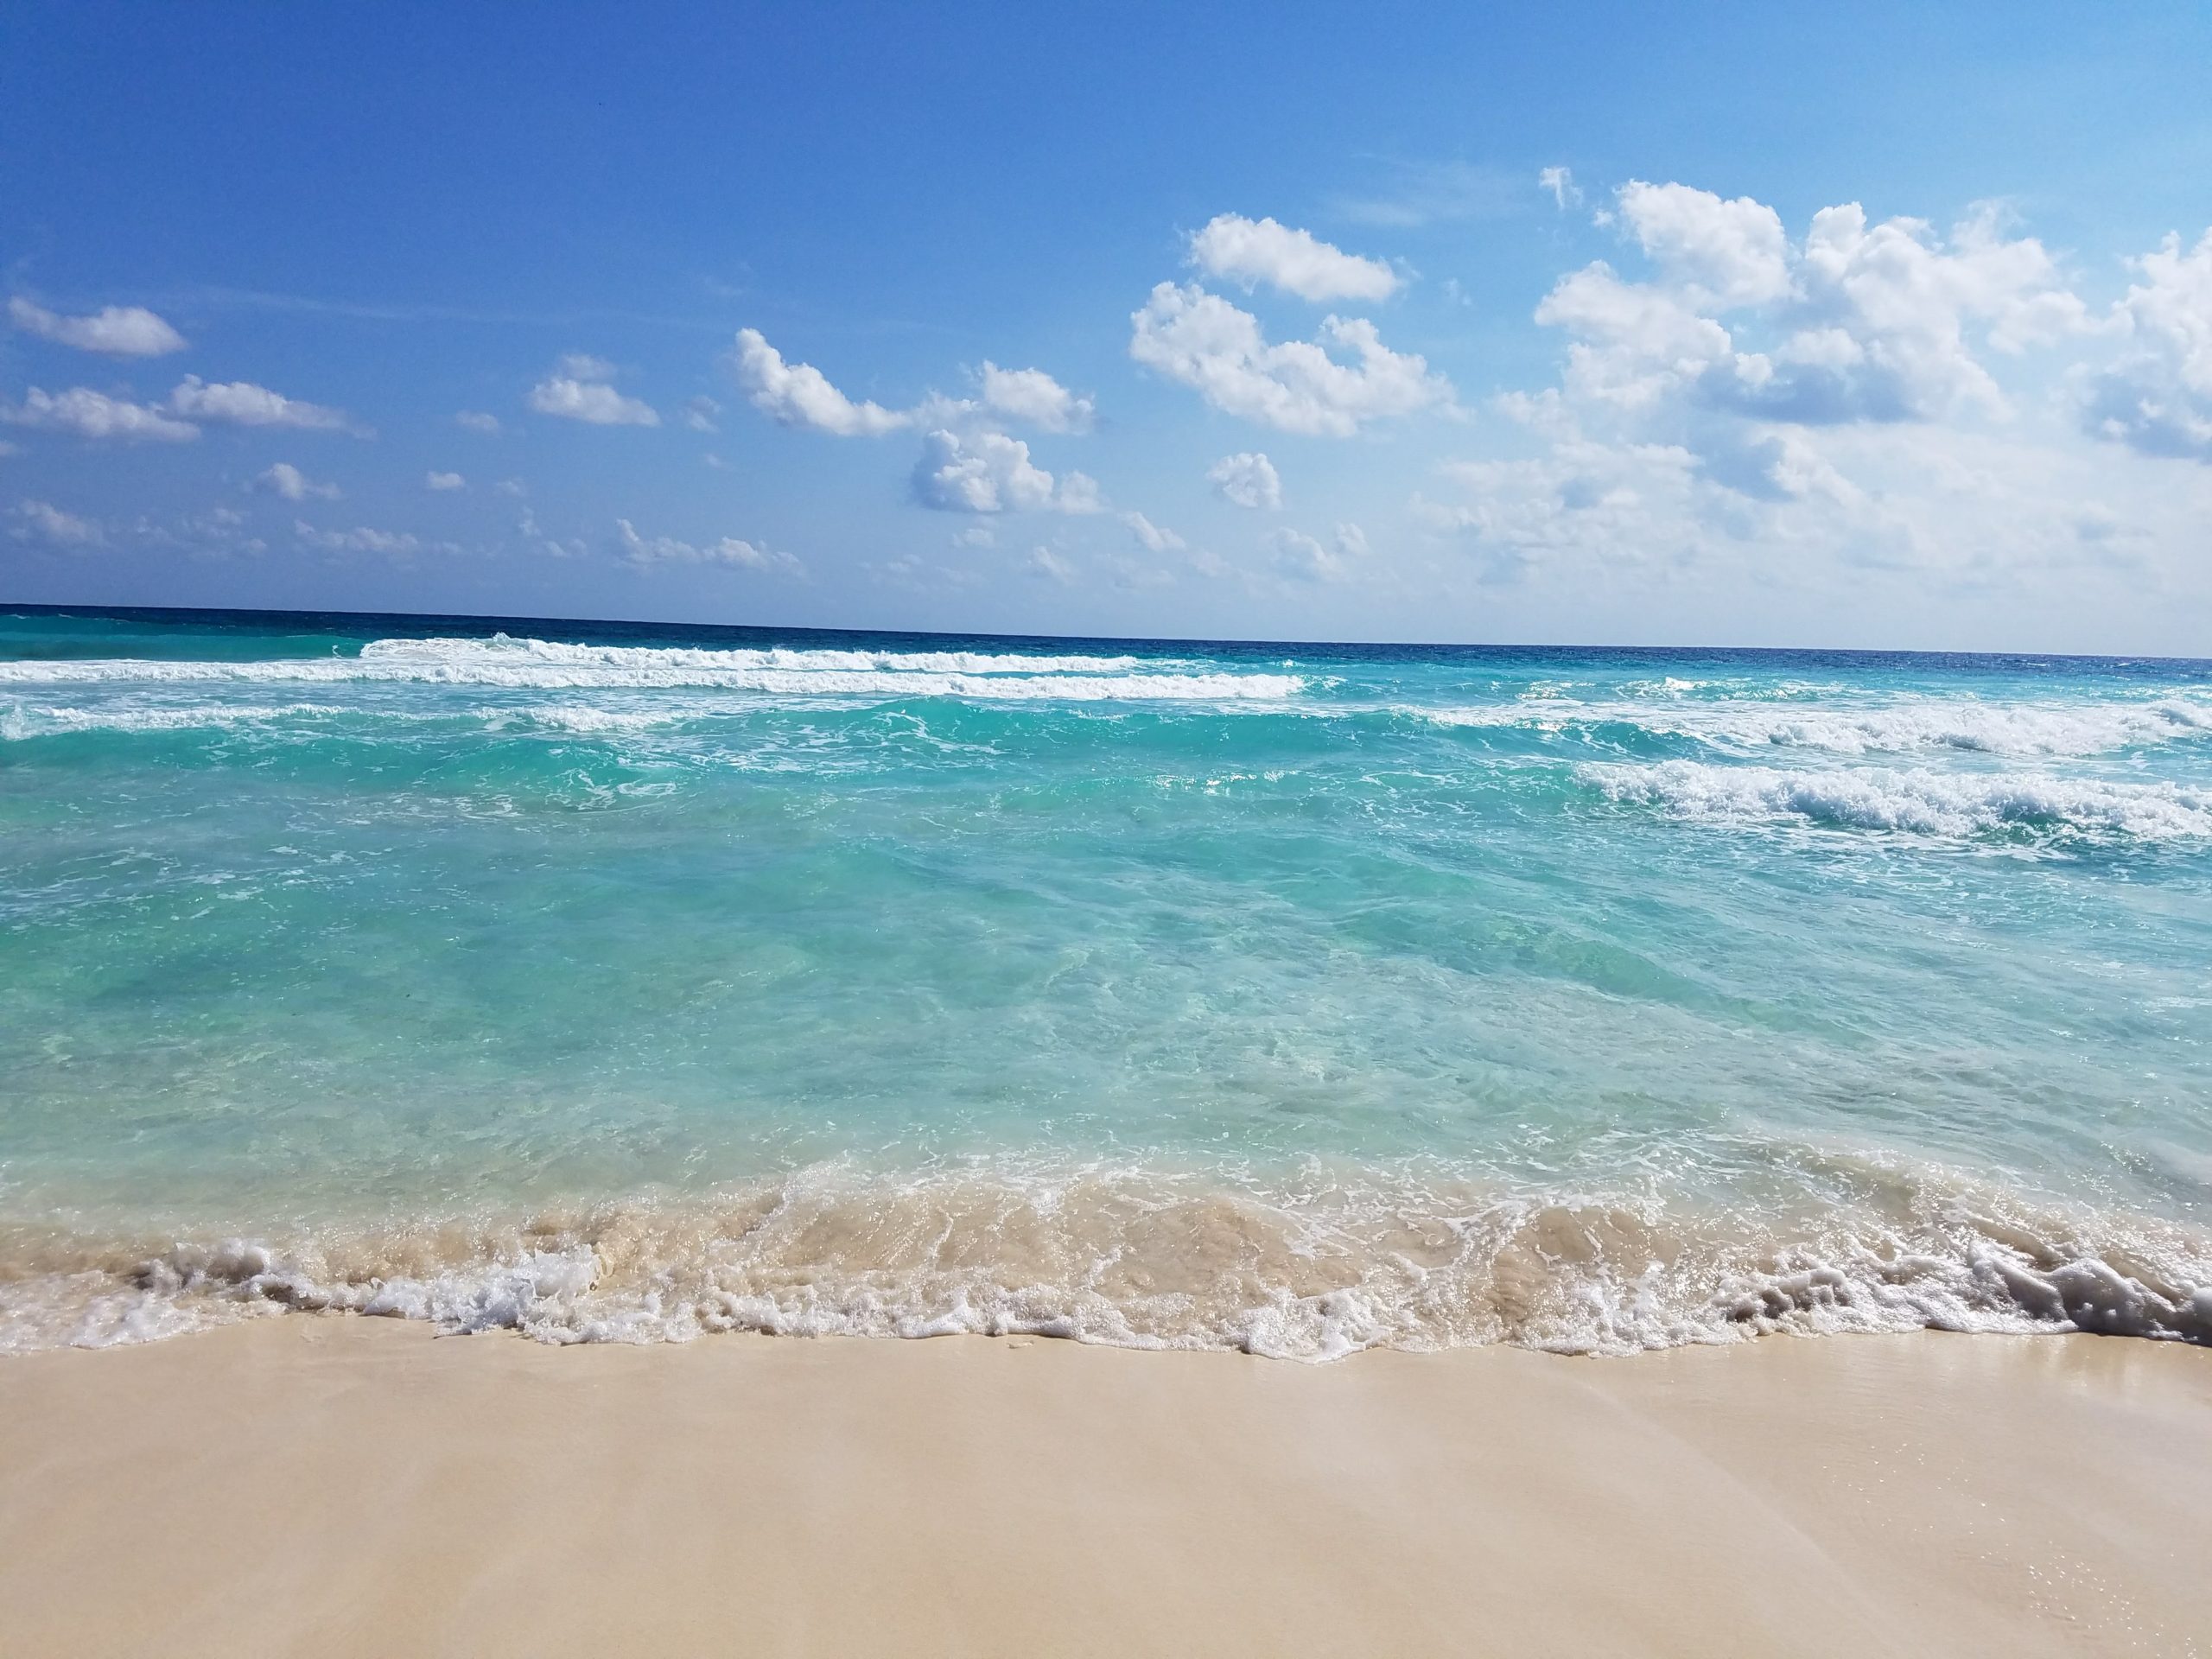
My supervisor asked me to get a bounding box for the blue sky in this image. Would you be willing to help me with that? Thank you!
[4,3,2210,651]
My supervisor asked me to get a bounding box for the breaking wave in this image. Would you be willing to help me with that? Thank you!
[1585,760,2212,843]
[0,634,1304,702]
[1420,693,2212,757]
[3,1159,2205,1360]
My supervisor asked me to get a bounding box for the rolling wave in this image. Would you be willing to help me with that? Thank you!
[1585,760,2212,842]
[0,634,1302,701]
[1419,694,2212,757]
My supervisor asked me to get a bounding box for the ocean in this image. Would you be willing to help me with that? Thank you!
[2,606,2208,1357]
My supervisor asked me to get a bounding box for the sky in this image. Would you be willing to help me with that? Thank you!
[3,3,2210,652]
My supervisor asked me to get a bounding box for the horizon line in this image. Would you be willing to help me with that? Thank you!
[3,598,2207,669]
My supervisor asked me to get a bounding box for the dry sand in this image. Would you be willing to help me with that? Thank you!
[0,1319,2205,1657]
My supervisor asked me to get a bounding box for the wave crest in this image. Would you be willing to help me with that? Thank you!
[0,635,1302,702]
[1585,760,2212,842]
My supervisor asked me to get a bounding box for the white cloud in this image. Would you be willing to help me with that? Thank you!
[1539,168,1582,211]
[10,498,103,546]
[1267,522,1367,582]
[295,521,426,556]
[1616,181,1794,308]
[1024,545,1076,583]
[911,429,1100,514]
[977,362,1095,432]
[1130,283,1452,435]
[730,327,910,436]
[527,374,659,427]
[8,296,187,357]
[455,410,503,435]
[1267,528,1339,582]
[1208,451,1282,510]
[2084,228,2212,462]
[617,518,798,573]
[1187,214,1399,302]
[1534,189,2090,430]
[127,504,265,556]
[494,477,526,497]
[1120,510,1185,552]
[426,471,465,491]
[171,375,354,431]
[254,461,340,501]
[685,395,722,433]
[557,353,617,382]
[1425,424,1707,576]
[4,385,199,442]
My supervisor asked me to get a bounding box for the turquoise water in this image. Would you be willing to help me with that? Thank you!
[3,607,2208,1355]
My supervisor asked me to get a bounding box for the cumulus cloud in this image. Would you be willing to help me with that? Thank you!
[730,328,910,436]
[8,296,187,356]
[617,518,798,573]
[1616,181,1794,308]
[1120,510,1185,552]
[4,385,198,442]
[254,461,340,501]
[1535,187,2090,432]
[526,370,659,426]
[1130,283,1452,435]
[2084,227,2212,462]
[10,498,103,546]
[1207,450,1282,510]
[976,363,1095,432]
[910,429,1101,513]
[426,471,465,491]
[171,376,354,431]
[455,410,503,435]
[685,396,722,433]
[1421,174,2126,588]
[1187,213,1400,303]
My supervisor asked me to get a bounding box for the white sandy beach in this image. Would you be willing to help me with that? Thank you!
[1,1321,2205,1657]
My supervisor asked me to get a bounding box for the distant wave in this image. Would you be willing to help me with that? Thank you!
[1419,693,2212,757]
[0,634,1303,702]
[3,1156,2204,1358]
[1583,760,2212,842]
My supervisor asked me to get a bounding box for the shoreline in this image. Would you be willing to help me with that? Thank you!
[3,1319,2205,1657]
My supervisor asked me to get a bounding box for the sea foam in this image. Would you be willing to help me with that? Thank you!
[1417,693,2212,757]
[1584,760,2212,842]
[0,634,1302,702]
[4,1160,2204,1360]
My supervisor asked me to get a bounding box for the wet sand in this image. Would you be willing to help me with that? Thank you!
[0,1319,2205,1657]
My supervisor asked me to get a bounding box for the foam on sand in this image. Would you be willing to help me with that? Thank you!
[6,1157,2204,1359]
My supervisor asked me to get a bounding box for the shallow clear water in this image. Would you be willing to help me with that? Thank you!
[3,607,2208,1356]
